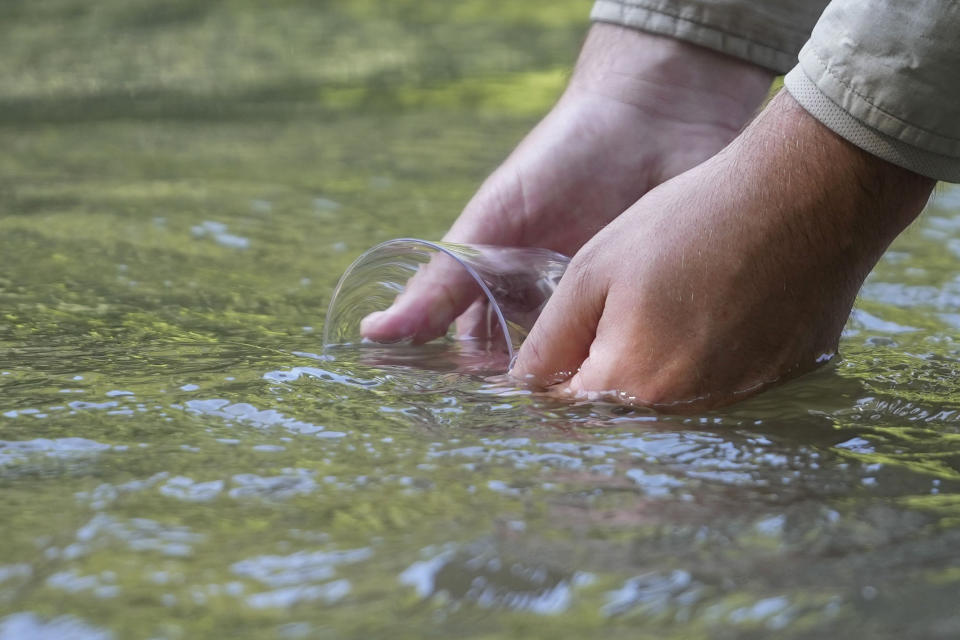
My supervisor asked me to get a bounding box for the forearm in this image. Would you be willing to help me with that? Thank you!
[706,91,934,336]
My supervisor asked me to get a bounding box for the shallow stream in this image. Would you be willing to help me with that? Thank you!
[2,2,959,638]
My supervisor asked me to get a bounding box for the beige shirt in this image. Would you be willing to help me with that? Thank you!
[591,0,960,182]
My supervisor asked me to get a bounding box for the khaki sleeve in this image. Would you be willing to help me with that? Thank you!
[784,1,960,183]
[590,0,828,74]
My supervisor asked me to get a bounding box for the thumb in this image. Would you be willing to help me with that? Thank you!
[360,251,482,344]
[509,260,606,386]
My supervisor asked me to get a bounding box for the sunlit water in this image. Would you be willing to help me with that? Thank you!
[2,2,960,638]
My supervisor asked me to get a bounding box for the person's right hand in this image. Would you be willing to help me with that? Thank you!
[510,91,935,410]
[360,23,774,345]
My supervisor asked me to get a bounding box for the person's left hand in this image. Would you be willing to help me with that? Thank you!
[511,92,935,410]
[360,24,774,346]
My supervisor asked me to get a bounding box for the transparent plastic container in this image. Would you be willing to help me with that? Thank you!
[323,238,569,368]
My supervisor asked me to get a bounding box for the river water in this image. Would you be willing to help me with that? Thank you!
[2,1,959,638]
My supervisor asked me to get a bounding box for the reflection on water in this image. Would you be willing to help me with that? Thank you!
[2,0,960,638]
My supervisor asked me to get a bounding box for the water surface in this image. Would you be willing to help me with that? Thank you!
[2,1,960,638]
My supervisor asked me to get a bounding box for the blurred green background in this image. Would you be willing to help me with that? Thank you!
[0,0,587,351]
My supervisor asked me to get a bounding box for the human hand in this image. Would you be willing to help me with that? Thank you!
[361,23,773,345]
[511,91,935,410]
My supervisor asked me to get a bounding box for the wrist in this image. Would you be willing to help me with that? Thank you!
[564,23,775,133]
[722,91,935,271]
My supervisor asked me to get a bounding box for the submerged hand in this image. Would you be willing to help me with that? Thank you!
[511,92,935,410]
[361,23,773,344]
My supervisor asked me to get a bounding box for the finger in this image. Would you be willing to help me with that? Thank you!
[559,303,636,402]
[360,252,482,344]
[558,289,687,407]
[509,259,606,386]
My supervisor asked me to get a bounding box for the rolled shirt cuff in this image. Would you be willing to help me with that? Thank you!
[785,65,960,183]
[590,0,823,74]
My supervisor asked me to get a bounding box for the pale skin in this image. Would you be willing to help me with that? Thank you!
[362,23,936,410]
